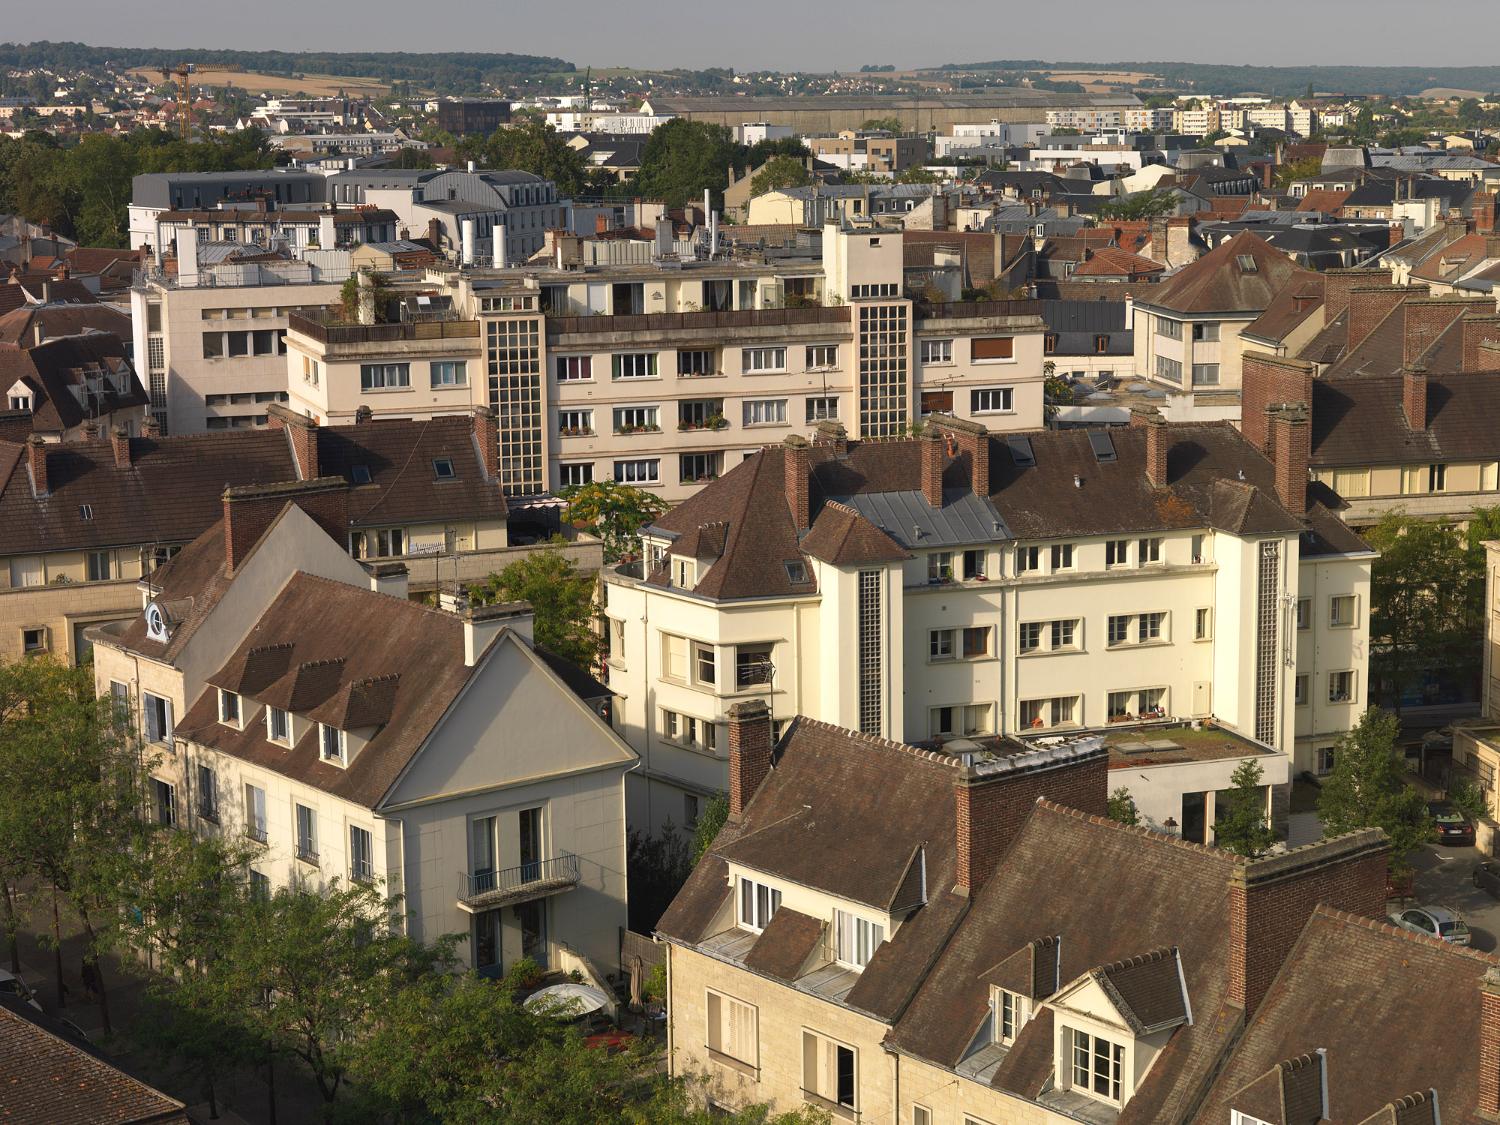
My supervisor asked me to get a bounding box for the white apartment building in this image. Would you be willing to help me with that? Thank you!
[283,224,1051,502]
[602,408,1372,835]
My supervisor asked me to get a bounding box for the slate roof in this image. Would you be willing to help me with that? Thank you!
[1242,275,1325,344]
[1310,373,1500,467]
[799,500,909,565]
[741,907,826,983]
[0,332,147,433]
[1137,230,1309,316]
[1198,905,1500,1123]
[0,302,131,348]
[1093,947,1189,1034]
[0,995,189,1124]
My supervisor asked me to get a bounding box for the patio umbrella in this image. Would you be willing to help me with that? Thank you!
[524,982,611,1019]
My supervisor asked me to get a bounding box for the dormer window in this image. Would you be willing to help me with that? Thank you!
[738,876,780,932]
[266,707,291,746]
[218,689,240,726]
[1069,1028,1125,1106]
[320,723,346,765]
[834,909,885,969]
[672,557,695,588]
[784,559,808,584]
[997,988,1030,1045]
[433,458,455,480]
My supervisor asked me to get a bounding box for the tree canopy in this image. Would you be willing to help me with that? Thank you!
[636,118,741,209]
[1317,708,1432,872]
[1096,186,1179,220]
[750,155,812,196]
[561,480,670,562]
[471,547,601,671]
[455,114,592,196]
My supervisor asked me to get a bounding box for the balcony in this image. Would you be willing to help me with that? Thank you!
[457,853,581,913]
[288,311,480,349]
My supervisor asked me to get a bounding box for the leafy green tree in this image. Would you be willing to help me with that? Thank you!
[1449,777,1490,824]
[1274,154,1325,191]
[1317,708,1433,872]
[636,118,739,209]
[627,823,693,934]
[861,116,905,134]
[471,548,600,671]
[1107,788,1140,826]
[456,114,590,196]
[896,165,939,184]
[1365,513,1474,715]
[1213,760,1278,858]
[691,793,729,864]
[561,480,670,563]
[750,154,812,196]
[1096,186,1179,220]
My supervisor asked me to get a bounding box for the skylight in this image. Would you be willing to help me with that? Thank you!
[351,465,372,485]
[433,459,455,480]
[1236,254,1259,272]
[79,504,94,520]
[1006,435,1036,467]
[1087,431,1117,464]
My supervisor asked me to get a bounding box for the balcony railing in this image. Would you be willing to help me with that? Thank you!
[288,311,480,347]
[458,853,580,911]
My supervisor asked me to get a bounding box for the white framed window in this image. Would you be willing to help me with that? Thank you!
[1069,1027,1124,1105]
[1016,545,1040,573]
[1107,614,1130,646]
[1019,621,1043,652]
[1155,356,1183,384]
[738,876,781,931]
[805,344,838,370]
[1191,363,1220,387]
[1297,597,1311,630]
[1329,670,1355,704]
[1050,619,1078,650]
[360,362,410,391]
[963,548,987,580]
[195,762,218,822]
[143,692,174,744]
[662,633,690,681]
[1050,543,1074,571]
[612,352,658,379]
[834,909,885,968]
[706,990,758,1067]
[1020,696,1078,729]
[320,723,346,765]
[21,627,47,654]
[86,550,113,582]
[971,387,1014,414]
[1295,675,1308,706]
[805,396,839,422]
[1138,611,1167,642]
[554,355,592,382]
[244,782,268,843]
[920,338,953,364]
[661,709,717,753]
[802,1030,857,1111]
[963,626,991,658]
[218,689,240,726]
[1316,746,1336,776]
[913,1106,933,1125]
[1194,607,1212,641]
[742,399,787,426]
[929,629,955,661]
[1157,318,1183,341]
[559,462,594,488]
[613,459,660,484]
[1138,537,1162,565]
[353,527,406,559]
[1192,322,1219,341]
[1105,539,1129,567]
[613,405,660,433]
[430,360,467,387]
[557,408,593,435]
[677,349,716,377]
[350,824,374,882]
[694,642,716,686]
[151,778,176,828]
[295,803,318,863]
[997,988,1030,1044]
[742,346,787,373]
[1329,594,1356,628]
[928,552,954,582]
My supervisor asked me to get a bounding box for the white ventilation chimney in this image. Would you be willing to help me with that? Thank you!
[176,233,199,287]
[461,219,475,266]
[467,159,476,173]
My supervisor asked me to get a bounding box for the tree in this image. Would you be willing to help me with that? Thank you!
[627,823,693,934]
[1317,708,1433,872]
[1096,186,1179,220]
[896,165,939,184]
[1274,154,1324,191]
[749,155,811,196]
[691,793,729,864]
[861,116,905,134]
[1449,777,1490,824]
[471,548,601,671]
[1213,760,1278,858]
[561,480,669,563]
[1107,788,1140,826]
[635,118,740,209]
[455,114,589,196]
[1365,513,1474,715]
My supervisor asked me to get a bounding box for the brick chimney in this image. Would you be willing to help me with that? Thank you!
[354,405,373,424]
[1347,285,1414,352]
[25,434,48,497]
[728,699,775,820]
[266,404,319,480]
[142,416,161,438]
[1461,314,1500,372]
[782,434,810,531]
[1481,967,1500,1113]
[473,406,498,481]
[110,426,131,468]
[920,427,945,508]
[1322,267,1392,326]
[1479,341,1500,373]
[1241,354,1314,454]
[1132,405,1169,488]
[954,740,1107,893]
[930,415,990,496]
[1403,365,1428,431]
[1403,298,1472,368]
[1266,403,1310,516]
[1389,222,1405,248]
[812,420,848,455]
[1226,830,1387,1017]
[222,479,349,574]
[1476,189,1497,235]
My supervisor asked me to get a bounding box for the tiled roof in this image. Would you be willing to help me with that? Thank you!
[1093,947,1189,1034]
[799,500,909,565]
[742,907,826,983]
[1197,905,1500,1123]
[0,302,131,348]
[1138,230,1309,315]
[0,332,148,432]
[0,996,188,1124]
[1072,246,1166,278]
[1242,275,1325,343]
[1295,189,1352,214]
[1311,373,1500,467]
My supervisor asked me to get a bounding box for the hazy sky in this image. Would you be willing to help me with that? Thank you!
[14,0,1500,73]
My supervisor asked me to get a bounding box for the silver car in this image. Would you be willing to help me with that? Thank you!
[1389,905,1472,946]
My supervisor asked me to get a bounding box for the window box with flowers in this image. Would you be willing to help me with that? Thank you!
[679,414,728,432]
[558,425,595,437]
[616,423,663,435]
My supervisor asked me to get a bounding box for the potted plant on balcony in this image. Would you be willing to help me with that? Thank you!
[706,413,727,430]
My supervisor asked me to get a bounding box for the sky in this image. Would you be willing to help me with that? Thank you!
[12,0,1500,73]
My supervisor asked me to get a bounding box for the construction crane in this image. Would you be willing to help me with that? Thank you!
[157,63,195,139]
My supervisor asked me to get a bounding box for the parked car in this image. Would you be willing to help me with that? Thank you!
[1475,860,1500,899]
[0,968,40,1011]
[1389,905,1472,946]
[1429,802,1477,846]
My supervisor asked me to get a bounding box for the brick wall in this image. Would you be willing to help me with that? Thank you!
[223,481,349,572]
[1268,404,1310,515]
[1241,354,1314,454]
[728,699,775,818]
[1322,267,1392,325]
[1481,968,1500,1113]
[1347,286,1412,353]
[921,430,945,508]
[1462,315,1500,373]
[1403,300,1472,368]
[782,437,810,531]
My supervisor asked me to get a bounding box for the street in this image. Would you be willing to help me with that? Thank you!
[1408,842,1500,952]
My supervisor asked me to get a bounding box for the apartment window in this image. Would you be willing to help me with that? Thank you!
[360,362,410,391]
[735,645,774,689]
[245,783,268,843]
[1191,363,1220,387]
[1316,746,1336,776]
[1139,537,1162,565]
[1051,543,1074,571]
[963,549,987,580]
[9,557,43,588]
[295,803,318,863]
[1157,319,1183,341]
[352,527,406,559]
[218,689,240,725]
[677,349,716,377]
[611,352,657,379]
[613,459,660,484]
[928,552,954,583]
[1020,696,1078,729]
[742,399,787,426]
[913,1108,933,1125]
[249,870,270,900]
[684,794,700,828]
[806,344,838,370]
[1106,539,1129,567]
[1050,619,1077,650]
[998,990,1029,1044]
[1156,356,1183,384]
[559,462,594,488]
[86,550,112,582]
[972,336,1014,361]
[694,643,717,686]
[805,396,839,422]
[930,629,956,661]
[195,763,218,822]
[1138,611,1166,642]
[143,693,173,745]
[738,877,781,931]
[661,709,716,752]
[680,453,720,484]
[920,338,953,364]
[558,408,593,435]
[1070,1027,1124,1104]
[742,346,786,374]
[554,355,592,382]
[971,387,1014,414]
[613,405,660,433]
[1107,614,1130,646]
[679,398,723,430]
[706,990,758,1067]
[1295,675,1308,706]
[21,627,46,654]
[1195,607,1212,641]
[1329,670,1355,704]
[350,825,374,882]
[151,779,176,828]
[320,724,346,765]
[1330,595,1356,627]
[1191,534,1207,563]
[1015,545,1040,574]
[803,1031,857,1111]
[430,360,467,387]
[1192,322,1219,341]
[834,909,885,969]
[1019,621,1043,652]
[1297,598,1311,630]
[963,626,991,658]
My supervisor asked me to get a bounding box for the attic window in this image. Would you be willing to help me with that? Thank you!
[79,504,94,521]
[351,465,372,485]
[1235,254,1258,272]
[1094,334,1109,354]
[784,560,809,583]
[433,458,455,480]
[1088,431,1117,464]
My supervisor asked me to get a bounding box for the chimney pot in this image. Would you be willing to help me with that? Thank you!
[25,434,47,497]
[812,420,848,455]
[728,699,774,819]
[1266,402,1310,516]
[110,426,131,469]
